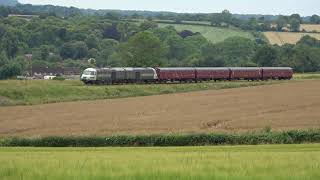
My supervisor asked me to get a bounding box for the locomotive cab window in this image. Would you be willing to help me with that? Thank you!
[83,71,96,75]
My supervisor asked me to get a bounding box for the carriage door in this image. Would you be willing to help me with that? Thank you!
[111,71,116,81]
[135,72,141,82]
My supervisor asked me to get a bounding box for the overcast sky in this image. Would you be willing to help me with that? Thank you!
[19,0,320,16]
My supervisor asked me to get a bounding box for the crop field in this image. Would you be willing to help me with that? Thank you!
[0,144,319,179]
[263,31,320,45]
[1,80,320,137]
[158,23,254,43]
[301,24,320,32]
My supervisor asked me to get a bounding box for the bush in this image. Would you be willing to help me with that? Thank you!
[0,130,319,147]
[53,76,66,81]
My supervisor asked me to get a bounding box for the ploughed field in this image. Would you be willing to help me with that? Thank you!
[0,80,319,137]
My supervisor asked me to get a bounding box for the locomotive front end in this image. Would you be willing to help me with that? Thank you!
[81,68,97,84]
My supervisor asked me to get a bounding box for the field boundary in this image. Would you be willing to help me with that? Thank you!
[1,130,319,147]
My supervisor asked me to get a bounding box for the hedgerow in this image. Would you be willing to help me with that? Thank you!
[0,130,319,147]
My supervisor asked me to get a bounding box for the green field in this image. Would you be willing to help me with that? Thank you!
[0,144,319,179]
[294,73,320,80]
[158,23,254,43]
[0,80,280,106]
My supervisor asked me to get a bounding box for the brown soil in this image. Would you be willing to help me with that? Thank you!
[1,81,320,137]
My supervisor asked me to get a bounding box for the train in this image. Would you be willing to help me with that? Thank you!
[80,67,293,85]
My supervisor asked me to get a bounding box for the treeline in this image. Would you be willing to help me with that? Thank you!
[1,13,320,79]
[2,4,320,32]
[1,130,319,147]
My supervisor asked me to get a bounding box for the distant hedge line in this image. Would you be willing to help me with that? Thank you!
[1,130,319,147]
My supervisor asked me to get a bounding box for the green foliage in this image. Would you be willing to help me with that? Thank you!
[254,45,278,67]
[1,130,319,147]
[297,35,320,47]
[0,6,319,78]
[52,76,66,81]
[310,14,320,24]
[0,62,22,80]
[139,20,158,31]
[121,31,168,67]
[201,37,257,67]
[276,16,288,31]
[289,18,301,32]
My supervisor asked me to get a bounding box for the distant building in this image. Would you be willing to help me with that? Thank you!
[24,54,33,60]
[32,67,64,77]
[64,67,81,75]
[8,14,39,21]
[31,67,81,78]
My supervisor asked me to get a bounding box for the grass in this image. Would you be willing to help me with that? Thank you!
[294,73,320,80]
[0,80,281,106]
[0,144,319,179]
[0,74,318,106]
[158,23,254,43]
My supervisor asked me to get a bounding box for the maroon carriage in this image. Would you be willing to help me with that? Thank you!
[195,67,230,81]
[230,67,262,80]
[155,68,196,82]
[262,67,293,80]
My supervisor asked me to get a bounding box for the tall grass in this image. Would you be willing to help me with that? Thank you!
[0,144,319,179]
[0,80,279,106]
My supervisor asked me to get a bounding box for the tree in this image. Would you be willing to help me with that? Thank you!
[88,48,99,58]
[253,45,279,67]
[60,41,88,59]
[289,18,300,32]
[292,45,320,72]
[103,23,121,40]
[139,21,158,31]
[297,35,320,47]
[121,31,168,67]
[0,6,10,17]
[165,34,187,60]
[276,16,288,31]
[0,62,22,80]
[85,34,99,49]
[117,22,138,42]
[200,43,226,67]
[290,14,302,23]
[1,31,19,58]
[202,37,256,66]
[0,51,9,67]
[72,41,88,59]
[310,15,320,24]
[221,10,232,25]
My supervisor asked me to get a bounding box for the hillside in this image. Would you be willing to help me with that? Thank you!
[301,24,320,33]
[0,0,18,6]
[158,23,254,43]
[264,31,320,45]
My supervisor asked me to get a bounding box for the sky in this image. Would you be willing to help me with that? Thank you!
[19,0,320,16]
